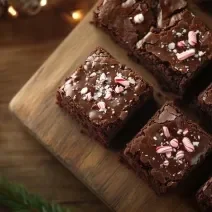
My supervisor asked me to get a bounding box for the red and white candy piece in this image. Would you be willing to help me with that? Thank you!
[176,150,184,160]
[183,128,189,135]
[104,91,112,100]
[97,101,106,111]
[115,85,124,94]
[163,160,169,166]
[170,138,179,148]
[163,126,170,138]
[182,137,195,152]
[81,87,88,95]
[90,72,96,77]
[134,13,144,24]
[188,31,197,46]
[156,146,172,154]
[85,92,92,101]
[64,84,72,97]
[176,48,195,61]
[166,152,172,158]
[100,73,107,82]
[115,76,130,87]
[177,40,186,48]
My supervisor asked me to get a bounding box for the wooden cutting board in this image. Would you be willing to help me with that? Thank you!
[9,3,212,212]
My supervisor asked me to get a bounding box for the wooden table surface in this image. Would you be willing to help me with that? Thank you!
[0,1,109,211]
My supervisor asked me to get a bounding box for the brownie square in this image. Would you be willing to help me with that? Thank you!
[122,102,212,194]
[57,47,153,147]
[93,0,188,53]
[196,177,212,212]
[198,83,212,121]
[93,0,157,52]
[135,10,212,96]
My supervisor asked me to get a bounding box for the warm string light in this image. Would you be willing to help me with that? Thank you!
[8,6,18,17]
[71,10,83,21]
[40,0,47,7]
[7,0,47,18]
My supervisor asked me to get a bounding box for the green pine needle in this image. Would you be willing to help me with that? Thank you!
[0,177,71,212]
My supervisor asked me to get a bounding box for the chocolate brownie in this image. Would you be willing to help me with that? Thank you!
[196,177,212,212]
[135,10,212,96]
[56,47,153,147]
[93,0,157,52]
[122,102,212,194]
[198,83,212,125]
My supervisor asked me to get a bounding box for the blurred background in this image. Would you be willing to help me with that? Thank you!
[0,0,110,211]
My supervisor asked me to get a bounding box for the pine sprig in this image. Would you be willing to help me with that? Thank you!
[0,177,71,212]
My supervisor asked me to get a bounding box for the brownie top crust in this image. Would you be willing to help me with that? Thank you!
[124,103,212,184]
[137,11,212,74]
[157,0,187,28]
[95,0,157,50]
[59,48,151,126]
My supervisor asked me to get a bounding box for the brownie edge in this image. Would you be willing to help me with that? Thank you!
[122,102,212,194]
[196,177,212,212]
[57,47,153,147]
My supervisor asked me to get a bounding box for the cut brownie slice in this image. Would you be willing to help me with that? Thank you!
[135,10,212,96]
[198,83,212,121]
[93,0,157,52]
[196,177,212,212]
[122,102,212,194]
[57,47,153,147]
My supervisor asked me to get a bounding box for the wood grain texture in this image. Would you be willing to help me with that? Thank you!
[9,3,212,212]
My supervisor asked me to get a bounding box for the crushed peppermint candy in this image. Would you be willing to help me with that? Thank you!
[182,137,195,152]
[163,126,170,138]
[170,138,179,148]
[168,42,176,50]
[115,76,130,87]
[128,77,136,85]
[64,84,72,97]
[84,92,92,101]
[97,101,106,112]
[176,48,196,61]
[193,141,199,147]
[188,31,197,46]
[100,73,107,82]
[177,129,183,135]
[183,128,189,135]
[104,91,112,100]
[176,150,184,160]
[90,72,96,77]
[166,152,172,158]
[134,13,144,24]
[81,87,88,95]
[163,160,169,167]
[177,40,186,48]
[198,51,205,57]
[156,146,172,154]
[115,85,124,94]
